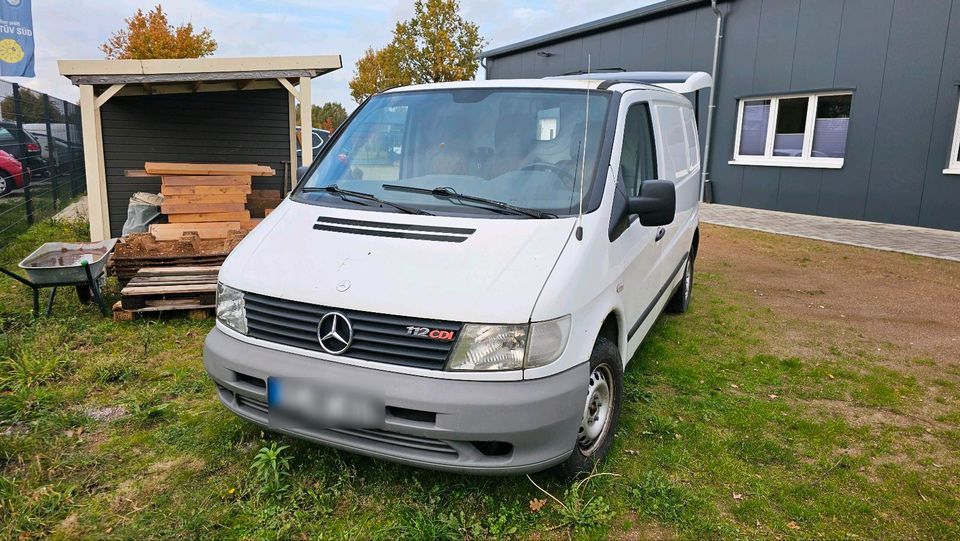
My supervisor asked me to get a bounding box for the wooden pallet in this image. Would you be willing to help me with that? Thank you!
[118,266,219,314]
[113,300,214,321]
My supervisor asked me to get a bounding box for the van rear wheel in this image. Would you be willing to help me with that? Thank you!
[665,255,694,314]
[556,337,623,478]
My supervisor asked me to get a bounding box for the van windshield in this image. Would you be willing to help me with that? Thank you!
[296,89,611,217]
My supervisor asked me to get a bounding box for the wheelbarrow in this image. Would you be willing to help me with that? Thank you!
[0,239,117,316]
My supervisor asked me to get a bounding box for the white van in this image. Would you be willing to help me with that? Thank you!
[205,73,709,475]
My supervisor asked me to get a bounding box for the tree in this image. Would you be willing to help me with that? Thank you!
[100,5,217,60]
[312,102,348,132]
[348,46,408,103]
[296,101,348,132]
[348,0,485,103]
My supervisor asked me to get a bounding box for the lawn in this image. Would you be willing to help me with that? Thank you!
[1,219,958,540]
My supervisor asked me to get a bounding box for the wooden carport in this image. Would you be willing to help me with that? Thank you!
[57,56,341,241]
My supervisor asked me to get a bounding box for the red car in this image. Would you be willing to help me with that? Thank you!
[0,149,28,195]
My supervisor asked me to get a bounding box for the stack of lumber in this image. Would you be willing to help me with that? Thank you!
[110,232,243,287]
[113,266,219,321]
[146,162,275,241]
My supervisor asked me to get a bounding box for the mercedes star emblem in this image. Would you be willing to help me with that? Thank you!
[336,280,351,292]
[317,311,353,354]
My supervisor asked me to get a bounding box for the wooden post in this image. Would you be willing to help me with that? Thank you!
[288,91,298,193]
[79,84,110,241]
[299,76,313,166]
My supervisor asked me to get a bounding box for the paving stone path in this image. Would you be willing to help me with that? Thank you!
[700,203,960,262]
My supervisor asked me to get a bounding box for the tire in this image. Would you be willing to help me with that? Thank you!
[665,254,694,314]
[556,337,624,478]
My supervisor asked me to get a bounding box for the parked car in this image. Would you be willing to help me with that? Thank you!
[206,73,706,475]
[296,127,330,167]
[0,149,28,195]
[0,121,45,176]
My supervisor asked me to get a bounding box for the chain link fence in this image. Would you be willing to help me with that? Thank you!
[0,81,85,246]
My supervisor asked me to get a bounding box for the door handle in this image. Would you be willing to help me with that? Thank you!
[655,227,665,242]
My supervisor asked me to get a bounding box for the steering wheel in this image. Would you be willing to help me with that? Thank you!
[520,162,577,188]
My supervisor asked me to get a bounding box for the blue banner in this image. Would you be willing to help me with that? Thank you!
[0,0,33,77]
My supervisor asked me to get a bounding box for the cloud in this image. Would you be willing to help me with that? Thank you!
[14,0,658,110]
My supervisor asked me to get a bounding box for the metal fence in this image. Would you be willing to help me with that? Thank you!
[0,80,85,245]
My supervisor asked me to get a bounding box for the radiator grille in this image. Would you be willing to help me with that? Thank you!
[243,292,461,370]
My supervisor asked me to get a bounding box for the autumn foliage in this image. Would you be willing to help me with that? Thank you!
[100,5,217,60]
[349,0,485,103]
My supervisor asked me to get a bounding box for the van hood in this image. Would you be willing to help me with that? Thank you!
[221,200,576,323]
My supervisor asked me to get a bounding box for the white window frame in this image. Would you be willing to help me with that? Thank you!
[730,91,852,169]
[945,97,960,175]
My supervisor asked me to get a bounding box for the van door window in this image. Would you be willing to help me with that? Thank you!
[657,105,690,179]
[618,103,657,197]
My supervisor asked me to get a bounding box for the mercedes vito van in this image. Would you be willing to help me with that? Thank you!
[205,72,710,475]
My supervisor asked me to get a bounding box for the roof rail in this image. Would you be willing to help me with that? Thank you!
[546,71,713,94]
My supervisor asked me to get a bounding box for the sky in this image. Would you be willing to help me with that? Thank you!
[14,0,656,110]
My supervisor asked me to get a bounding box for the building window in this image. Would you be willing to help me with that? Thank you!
[946,98,960,175]
[731,92,852,169]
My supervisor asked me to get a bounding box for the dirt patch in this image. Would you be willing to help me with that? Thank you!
[85,405,128,422]
[801,398,951,431]
[698,224,960,368]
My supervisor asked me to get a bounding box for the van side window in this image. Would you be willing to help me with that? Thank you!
[657,105,690,179]
[618,103,657,197]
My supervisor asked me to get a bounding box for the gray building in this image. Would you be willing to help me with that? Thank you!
[481,0,960,231]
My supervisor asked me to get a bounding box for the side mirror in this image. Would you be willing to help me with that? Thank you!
[296,165,310,181]
[628,179,676,227]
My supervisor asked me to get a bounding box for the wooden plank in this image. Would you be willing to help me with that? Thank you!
[163,194,248,204]
[241,219,262,230]
[121,283,217,296]
[128,276,219,285]
[143,299,215,309]
[161,175,252,187]
[137,266,221,275]
[149,223,241,241]
[161,202,246,214]
[145,162,275,176]
[161,185,252,196]
[168,211,251,223]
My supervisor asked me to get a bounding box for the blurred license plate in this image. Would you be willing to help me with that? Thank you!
[267,378,384,429]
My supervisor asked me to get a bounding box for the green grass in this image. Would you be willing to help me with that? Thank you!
[0,220,958,539]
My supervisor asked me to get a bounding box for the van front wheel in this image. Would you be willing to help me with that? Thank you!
[556,337,623,478]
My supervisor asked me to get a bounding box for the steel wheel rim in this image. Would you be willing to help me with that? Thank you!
[0,177,7,193]
[684,259,692,301]
[578,364,614,454]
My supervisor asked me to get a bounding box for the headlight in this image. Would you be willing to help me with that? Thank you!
[216,282,247,334]
[445,316,571,371]
[447,324,526,371]
[525,316,571,368]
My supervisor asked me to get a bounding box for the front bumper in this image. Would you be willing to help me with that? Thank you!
[203,328,587,474]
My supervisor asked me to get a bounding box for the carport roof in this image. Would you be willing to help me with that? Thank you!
[58,55,342,86]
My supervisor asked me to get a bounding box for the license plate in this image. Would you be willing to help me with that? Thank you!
[267,377,384,429]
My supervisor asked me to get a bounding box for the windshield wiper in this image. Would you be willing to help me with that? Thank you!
[382,185,556,219]
[302,184,432,215]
